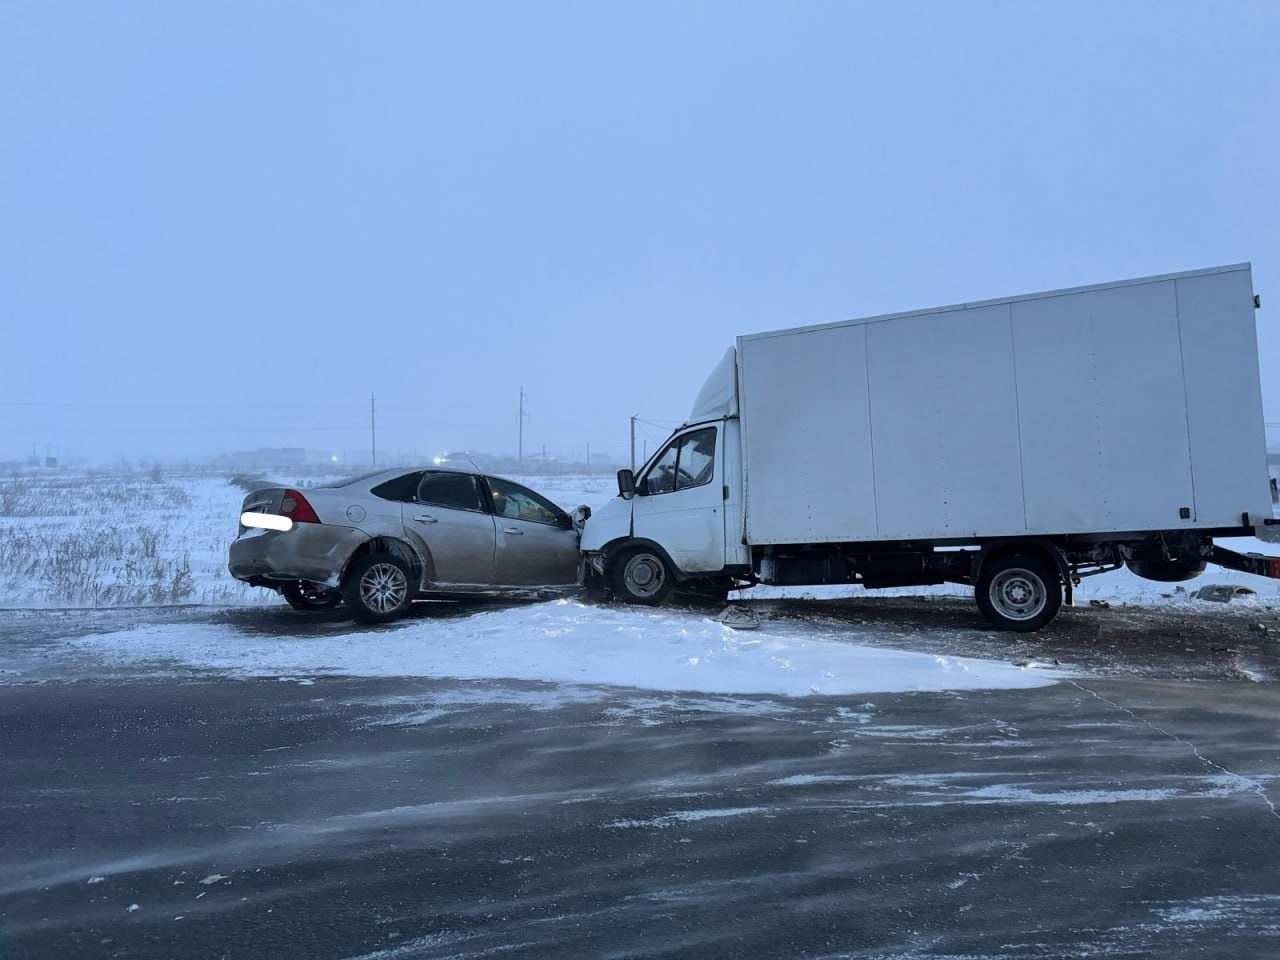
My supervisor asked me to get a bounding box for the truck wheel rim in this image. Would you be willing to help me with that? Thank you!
[623,554,666,598]
[989,568,1046,621]
[360,563,407,613]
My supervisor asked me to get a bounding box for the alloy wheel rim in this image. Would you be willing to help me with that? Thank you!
[988,568,1046,621]
[623,554,666,598]
[360,563,408,613]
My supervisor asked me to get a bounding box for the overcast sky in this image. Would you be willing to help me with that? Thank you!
[3,2,1279,465]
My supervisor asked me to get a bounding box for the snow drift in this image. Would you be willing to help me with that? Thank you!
[64,599,1062,696]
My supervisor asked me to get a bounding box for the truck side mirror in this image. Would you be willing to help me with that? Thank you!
[617,468,636,500]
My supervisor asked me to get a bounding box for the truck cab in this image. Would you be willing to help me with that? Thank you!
[580,350,747,603]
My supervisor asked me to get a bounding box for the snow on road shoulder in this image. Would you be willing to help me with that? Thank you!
[63,600,1062,696]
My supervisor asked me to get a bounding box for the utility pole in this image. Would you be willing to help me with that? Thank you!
[518,387,525,462]
[630,415,637,471]
[370,393,376,467]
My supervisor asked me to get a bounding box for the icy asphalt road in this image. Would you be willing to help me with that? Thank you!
[2,599,1280,959]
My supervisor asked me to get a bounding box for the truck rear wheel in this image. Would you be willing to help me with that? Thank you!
[611,548,675,605]
[976,552,1062,632]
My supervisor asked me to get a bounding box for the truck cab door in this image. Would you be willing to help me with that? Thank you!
[631,423,726,573]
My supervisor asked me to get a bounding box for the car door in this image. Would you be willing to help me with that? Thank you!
[484,476,580,586]
[631,424,726,572]
[403,471,497,587]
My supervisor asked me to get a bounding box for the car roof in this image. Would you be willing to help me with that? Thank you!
[344,466,551,490]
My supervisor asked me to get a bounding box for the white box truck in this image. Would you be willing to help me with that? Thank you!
[580,263,1280,630]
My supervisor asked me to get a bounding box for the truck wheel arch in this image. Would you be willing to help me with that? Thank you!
[978,539,1068,586]
[599,538,686,581]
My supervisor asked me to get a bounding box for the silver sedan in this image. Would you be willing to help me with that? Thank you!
[228,467,586,622]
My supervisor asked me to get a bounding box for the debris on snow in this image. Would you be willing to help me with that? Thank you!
[715,605,760,630]
[1195,584,1256,603]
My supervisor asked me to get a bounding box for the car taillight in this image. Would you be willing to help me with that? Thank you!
[280,489,320,524]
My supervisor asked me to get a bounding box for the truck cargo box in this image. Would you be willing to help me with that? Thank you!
[736,263,1268,545]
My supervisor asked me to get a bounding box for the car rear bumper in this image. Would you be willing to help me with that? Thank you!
[228,524,368,588]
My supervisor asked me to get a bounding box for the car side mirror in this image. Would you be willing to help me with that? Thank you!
[617,468,636,500]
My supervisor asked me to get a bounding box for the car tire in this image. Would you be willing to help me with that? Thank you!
[280,581,342,610]
[342,554,415,623]
[975,551,1062,632]
[610,547,675,605]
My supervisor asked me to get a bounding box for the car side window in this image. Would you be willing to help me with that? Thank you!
[486,476,568,527]
[371,471,424,502]
[642,427,716,495]
[416,472,484,512]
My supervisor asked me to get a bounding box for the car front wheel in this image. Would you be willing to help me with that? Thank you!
[343,554,414,623]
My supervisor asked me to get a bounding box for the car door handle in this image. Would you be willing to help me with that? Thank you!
[503,527,524,535]
[414,514,438,524]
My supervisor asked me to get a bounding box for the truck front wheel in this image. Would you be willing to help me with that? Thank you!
[976,552,1062,632]
[611,548,675,605]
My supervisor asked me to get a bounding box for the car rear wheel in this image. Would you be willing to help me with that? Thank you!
[343,554,414,623]
[281,581,342,610]
[975,552,1062,632]
[611,547,675,605]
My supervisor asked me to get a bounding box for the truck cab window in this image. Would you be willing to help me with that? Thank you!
[645,444,680,495]
[676,428,716,490]
[642,427,716,495]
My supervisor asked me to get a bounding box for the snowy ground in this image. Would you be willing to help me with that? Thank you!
[3,612,1279,958]
[3,468,1279,610]
[5,474,1280,958]
[58,599,1061,696]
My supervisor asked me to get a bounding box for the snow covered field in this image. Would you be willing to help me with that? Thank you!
[2,468,1279,610]
[0,470,612,609]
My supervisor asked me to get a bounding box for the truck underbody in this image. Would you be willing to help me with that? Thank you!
[756,528,1241,589]
[743,523,1280,630]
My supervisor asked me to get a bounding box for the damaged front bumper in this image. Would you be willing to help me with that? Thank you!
[578,552,607,585]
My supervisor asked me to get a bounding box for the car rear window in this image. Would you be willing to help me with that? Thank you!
[417,472,485,512]
[370,471,424,502]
